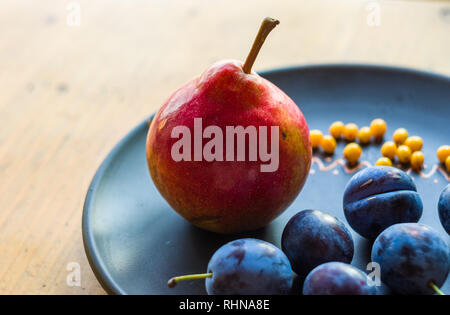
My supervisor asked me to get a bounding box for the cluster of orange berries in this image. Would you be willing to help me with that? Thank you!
[310,119,386,165]
[376,132,424,169]
[377,131,450,172]
[436,145,450,172]
[310,119,450,171]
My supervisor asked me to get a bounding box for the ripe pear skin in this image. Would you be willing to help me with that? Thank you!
[146,60,311,234]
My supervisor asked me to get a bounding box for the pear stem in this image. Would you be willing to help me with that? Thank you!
[168,272,213,288]
[243,17,280,74]
[429,281,445,295]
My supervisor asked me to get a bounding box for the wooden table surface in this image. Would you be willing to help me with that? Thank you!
[0,0,449,295]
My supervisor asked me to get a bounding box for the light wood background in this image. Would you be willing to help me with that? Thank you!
[0,0,449,295]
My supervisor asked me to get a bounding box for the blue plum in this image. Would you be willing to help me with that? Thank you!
[343,166,422,239]
[281,210,354,276]
[371,223,450,295]
[302,262,377,295]
[205,238,293,295]
[438,184,450,235]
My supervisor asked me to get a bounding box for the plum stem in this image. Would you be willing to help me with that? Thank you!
[242,17,280,74]
[428,281,445,295]
[168,273,213,288]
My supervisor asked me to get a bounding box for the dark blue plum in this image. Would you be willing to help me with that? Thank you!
[371,223,450,295]
[343,166,423,239]
[281,210,354,276]
[302,262,377,295]
[438,184,450,235]
[205,238,293,295]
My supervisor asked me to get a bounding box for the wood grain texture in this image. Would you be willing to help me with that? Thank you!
[0,0,449,295]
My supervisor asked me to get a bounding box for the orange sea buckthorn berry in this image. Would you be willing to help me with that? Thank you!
[381,141,397,160]
[370,118,387,139]
[320,135,337,155]
[410,151,425,170]
[393,128,408,145]
[375,157,393,166]
[404,136,423,152]
[343,123,358,142]
[310,129,323,149]
[397,145,412,164]
[343,143,362,165]
[357,126,371,144]
[446,156,450,172]
[329,121,345,139]
[437,145,450,164]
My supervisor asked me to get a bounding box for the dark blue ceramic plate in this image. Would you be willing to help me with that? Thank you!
[83,65,450,295]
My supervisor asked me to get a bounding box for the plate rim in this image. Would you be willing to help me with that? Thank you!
[82,63,450,295]
[82,120,150,295]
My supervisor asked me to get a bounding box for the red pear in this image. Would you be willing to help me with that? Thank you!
[146,18,311,233]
